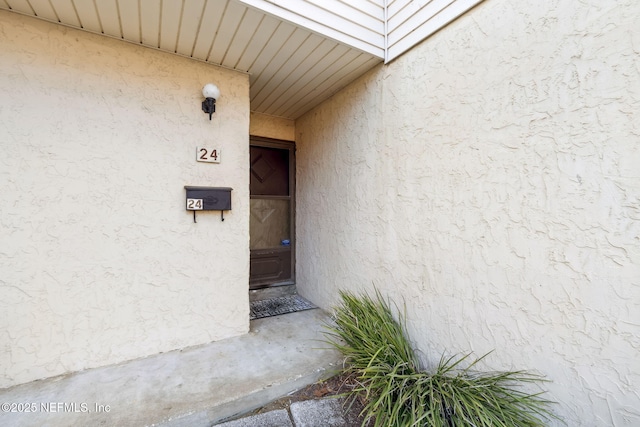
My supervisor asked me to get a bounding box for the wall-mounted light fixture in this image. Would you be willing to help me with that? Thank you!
[201,83,221,120]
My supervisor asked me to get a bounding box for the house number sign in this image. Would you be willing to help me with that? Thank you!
[186,199,203,210]
[196,147,220,163]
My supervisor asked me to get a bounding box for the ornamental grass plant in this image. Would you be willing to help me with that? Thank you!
[324,290,558,427]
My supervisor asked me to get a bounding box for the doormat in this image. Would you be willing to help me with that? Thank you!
[250,295,317,320]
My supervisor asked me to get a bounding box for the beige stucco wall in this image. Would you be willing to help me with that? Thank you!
[0,12,250,388]
[250,112,295,141]
[295,0,640,425]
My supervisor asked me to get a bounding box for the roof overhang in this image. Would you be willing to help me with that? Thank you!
[0,0,385,120]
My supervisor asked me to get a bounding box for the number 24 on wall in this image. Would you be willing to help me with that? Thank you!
[197,147,220,163]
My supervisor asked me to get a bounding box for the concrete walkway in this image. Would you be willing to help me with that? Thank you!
[0,309,342,427]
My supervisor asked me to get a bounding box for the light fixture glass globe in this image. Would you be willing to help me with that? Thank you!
[202,83,220,99]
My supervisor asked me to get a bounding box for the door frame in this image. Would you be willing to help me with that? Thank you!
[249,136,296,289]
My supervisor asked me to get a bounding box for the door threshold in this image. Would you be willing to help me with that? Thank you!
[249,284,297,302]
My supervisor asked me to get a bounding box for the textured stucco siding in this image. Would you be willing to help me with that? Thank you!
[0,12,250,388]
[295,0,640,425]
[250,112,295,141]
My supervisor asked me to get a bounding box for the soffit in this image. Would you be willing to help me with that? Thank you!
[0,0,383,120]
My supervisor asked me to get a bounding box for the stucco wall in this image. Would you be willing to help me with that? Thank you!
[295,0,640,425]
[250,112,295,141]
[0,12,250,388]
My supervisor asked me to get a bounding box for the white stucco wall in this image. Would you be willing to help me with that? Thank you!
[0,12,250,388]
[295,0,640,425]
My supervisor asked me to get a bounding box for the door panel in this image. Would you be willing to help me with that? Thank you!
[250,147,289,196]
[249,248,292,284]
[249,139,295,289]
[250,199,290,249]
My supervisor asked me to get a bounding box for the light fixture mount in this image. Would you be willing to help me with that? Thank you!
[201,83,220,120]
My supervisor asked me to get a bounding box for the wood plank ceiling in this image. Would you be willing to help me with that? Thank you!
[0,0,384,119]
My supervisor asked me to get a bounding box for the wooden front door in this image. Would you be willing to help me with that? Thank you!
[249,138,295,289]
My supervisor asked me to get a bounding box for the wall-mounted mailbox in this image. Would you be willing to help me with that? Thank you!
[184,186,232,222]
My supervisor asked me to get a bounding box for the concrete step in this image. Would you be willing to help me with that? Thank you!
[0,309,342,427]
